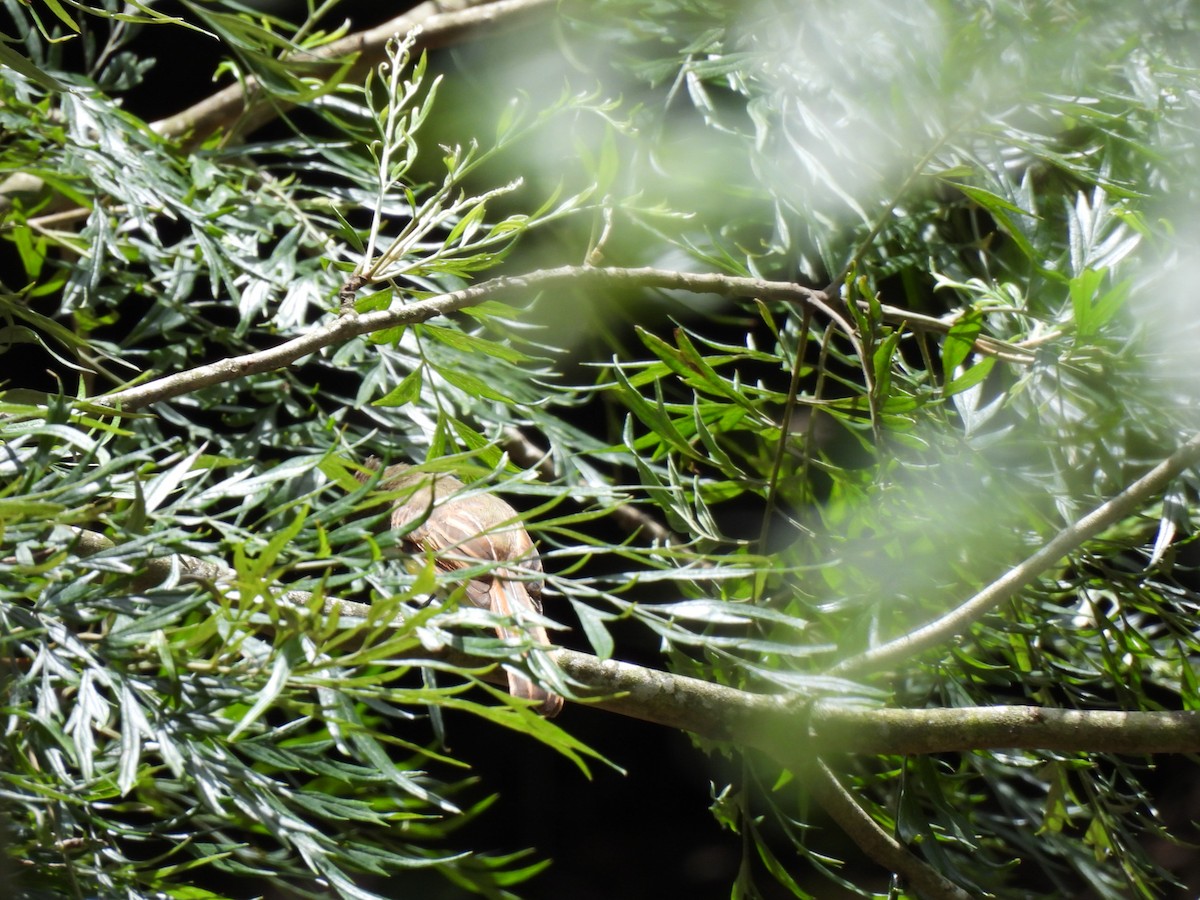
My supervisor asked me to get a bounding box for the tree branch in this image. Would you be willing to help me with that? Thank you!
[807,703,1200,755]
[828,430,1200,678]
[93,266,831,411]
[65,527,1200,757]
[151,0,556,148]
[0,0,556,212]
[872,300,1035,364]
[809,761,974,900]
[54,258,1037,416]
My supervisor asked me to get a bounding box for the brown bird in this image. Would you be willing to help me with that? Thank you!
[359,459,563,717]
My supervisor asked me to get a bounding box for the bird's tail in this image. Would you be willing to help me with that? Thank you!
[489,577,564,718]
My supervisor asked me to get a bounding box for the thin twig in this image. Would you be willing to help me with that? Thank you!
[822,130,958,296]
[874,300,1036,364]
[829,430,1200,678]
[501,426,679,545]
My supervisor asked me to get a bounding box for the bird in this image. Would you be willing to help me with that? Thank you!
[358,459,564,717]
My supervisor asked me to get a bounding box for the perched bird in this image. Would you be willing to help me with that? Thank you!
[359,459,563,717]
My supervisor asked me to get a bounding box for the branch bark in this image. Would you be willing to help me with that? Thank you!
[81,263,1054,416]
[0,0,556,212]
[93,266,834,411]
[808,703,1200,755]
[66,527,1200,758]
[809,761,974,900]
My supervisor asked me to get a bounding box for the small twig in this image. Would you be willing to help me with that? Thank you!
[874,300,1037,364]
[829,430,1200,678]
[758,303,811,557]
[823,130,958,296]
[66,528,311,602]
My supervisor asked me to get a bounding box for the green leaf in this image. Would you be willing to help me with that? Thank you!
[422,323,532,363]
[612,363,703,463]
[953,184,1040,262]
[373,368,423,407]
[941,308,983,383]
[1070,269,1129,339]
[954,184,1036,218]
[943,355,995,397]
[439,367,515,404]
[229,649,293,740]
[570,600,615,659]
[0,38,66,90]
[871,330,899,400]
[36,0,80,34]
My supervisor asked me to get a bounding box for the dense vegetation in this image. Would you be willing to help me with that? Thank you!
[4,1,1200,897]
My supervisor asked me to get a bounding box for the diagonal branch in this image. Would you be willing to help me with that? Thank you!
[94,266,834,411]
[0,1,557,212]
[809,761,974,900]
[829,429,1200,678]
[152,0,557,148]
[83,265,1043,416]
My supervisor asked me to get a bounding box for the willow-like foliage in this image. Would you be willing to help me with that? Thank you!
[3,1,1200,897]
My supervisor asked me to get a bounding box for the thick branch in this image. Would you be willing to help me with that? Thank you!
[0,1,556,213]
[830,429,1200,678]
[65,528,1200,758]
[808,704,1200,756]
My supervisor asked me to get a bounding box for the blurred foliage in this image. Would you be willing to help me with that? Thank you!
[3,0,1200,897]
